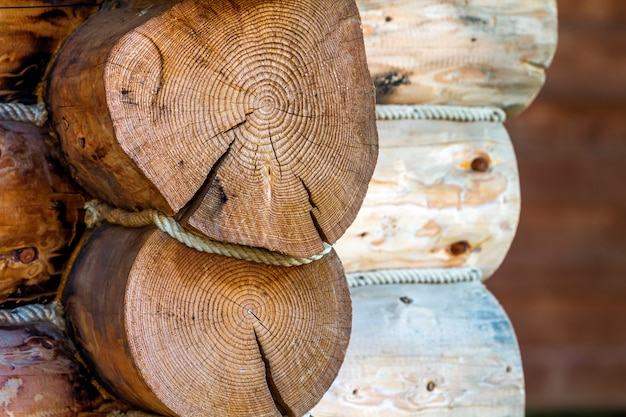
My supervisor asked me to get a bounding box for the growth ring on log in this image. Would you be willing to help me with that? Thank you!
[64,225,351,417]
[49,0,378,258]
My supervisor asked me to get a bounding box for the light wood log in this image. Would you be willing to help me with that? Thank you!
[0,321,97,415]
[48,0,378,258]
[310,280,524,416]
[0,121,84,303]
[356,0,558,116]
[334,119,520,279]
[0,1,101,104]
[63,224,351,417]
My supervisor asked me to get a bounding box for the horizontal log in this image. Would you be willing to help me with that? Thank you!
[357,0,558,116]
[311,280,523,416]
[48,0,377,258]
[0,1,101,104]
[63,224,351,417]
[0,121,84,304]
[0,320,94,415]
[334,119,520,279]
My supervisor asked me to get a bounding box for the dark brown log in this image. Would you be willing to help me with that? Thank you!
[64,224,351,416]
[48,0,378,258]
[0,121,84,304]
[0,1,102,104]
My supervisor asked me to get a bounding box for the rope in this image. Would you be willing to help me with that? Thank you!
[85,200,332,267]
[376,104,506,122]
[346,267,482,287]
[0,301,65,329]
[0,102,48,127]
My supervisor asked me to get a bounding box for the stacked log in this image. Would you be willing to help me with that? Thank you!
[0,0,558,416]
[1,0,376,416]
[0,1,101,104]
[310,0,558,416]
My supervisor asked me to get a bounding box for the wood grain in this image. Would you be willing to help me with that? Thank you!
[48,0,377,258]
[311,281,524,416]
[0,121,84,304]
[356,0,558,116]
[64,224,351,416]
[0,1,101,104]
[0,322,97,415]
[335,119,520,279]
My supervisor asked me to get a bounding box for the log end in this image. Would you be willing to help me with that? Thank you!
[65,225,351,416]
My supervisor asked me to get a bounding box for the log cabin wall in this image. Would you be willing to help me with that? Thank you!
[487,0,626,411]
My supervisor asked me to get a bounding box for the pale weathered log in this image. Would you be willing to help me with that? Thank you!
[0,321,95,415]
[0,1,102,104]
[0,121,85,303]
[310,280,524,416]
[48,0,377,258]
[334,119,520,279]
[357,0,558,116]
[63,224,351,417]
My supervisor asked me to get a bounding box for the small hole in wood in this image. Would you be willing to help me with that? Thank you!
[78,137,86,148]
[352,388,358,395]
[471,37,477,42]
[399,296,413,304]
[14,247,38,264]
[470,156,490,172]
[449,241,470,256]
[426,381,436,391]
[506,366,512,373]
[385,16,393,22]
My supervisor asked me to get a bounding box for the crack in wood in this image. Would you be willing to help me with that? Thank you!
[176,136,237,224]
[298,176,329,243]
[254,328,294,417]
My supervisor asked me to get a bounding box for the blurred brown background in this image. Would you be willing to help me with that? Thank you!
[487,0,626,413]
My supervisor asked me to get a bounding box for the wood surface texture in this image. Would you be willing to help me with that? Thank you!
[64,224,351,417]
[0,121,84,304]
[487,0,626,410]
[48,0,377,258]
[0,1,102,104]
[335,119,519,279]
[311,281,524,416]
[356,0,558,116]
[0,322,96,415]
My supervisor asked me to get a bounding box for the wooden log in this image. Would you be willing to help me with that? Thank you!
[0,1,102,104]
[356,0,558,116]
[310,280,524,416]
[0,121,84,304]
[334,119,520,279]
[0,318,95,415]
[63,224,351,417]
[48,0,378,258]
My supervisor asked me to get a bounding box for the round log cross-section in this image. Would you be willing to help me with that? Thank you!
[63,225,351,417]
[48,0,378,258]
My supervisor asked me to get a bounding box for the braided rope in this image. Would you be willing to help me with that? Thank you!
[0,301,65,329]
[0,102,48,127]
[108,412,161,417]
[346,267,482,287]
[85,200,332,267]
[376,104,506,122]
